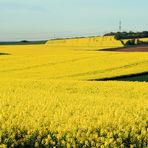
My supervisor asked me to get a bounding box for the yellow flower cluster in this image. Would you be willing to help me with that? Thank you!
[0,80,148,147]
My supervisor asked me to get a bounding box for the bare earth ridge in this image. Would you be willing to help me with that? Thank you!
[102,45,148,52]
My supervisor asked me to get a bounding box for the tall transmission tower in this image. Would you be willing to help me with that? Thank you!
[119,20,122,32]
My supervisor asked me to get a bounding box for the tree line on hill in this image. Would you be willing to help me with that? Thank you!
[0,40,47,45]
[104,31,148,46]
[104,31,148,40]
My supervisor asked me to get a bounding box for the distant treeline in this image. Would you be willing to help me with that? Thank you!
[104,31,148,40]
[0,40,47,45]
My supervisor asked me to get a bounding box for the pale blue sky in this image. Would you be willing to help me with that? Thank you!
[0,0,148,41]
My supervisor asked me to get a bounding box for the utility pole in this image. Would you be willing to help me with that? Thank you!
[119,19,122,32]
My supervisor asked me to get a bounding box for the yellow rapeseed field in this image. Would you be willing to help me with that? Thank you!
[47,36,123,50]
[0,37,148,147]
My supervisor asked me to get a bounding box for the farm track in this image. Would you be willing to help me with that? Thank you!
[0,55,97,73]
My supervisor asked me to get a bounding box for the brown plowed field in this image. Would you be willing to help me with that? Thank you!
[102,45,148,52]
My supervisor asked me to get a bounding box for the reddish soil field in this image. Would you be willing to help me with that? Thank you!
[102,45,148,52]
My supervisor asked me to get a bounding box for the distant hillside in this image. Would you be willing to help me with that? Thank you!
[47,36,123,50]
[0,40,47,45]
